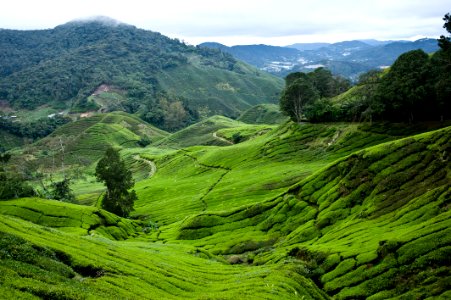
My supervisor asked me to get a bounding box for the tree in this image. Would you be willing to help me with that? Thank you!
[280,76,319,122]
[375,50,431,122]
[0,154,34,200]
[438,13,451,51]
[50,177,75,203]
[95,147,137,217]
[432,12,451,121]
[357,70,384,124]
[307,67,336,98]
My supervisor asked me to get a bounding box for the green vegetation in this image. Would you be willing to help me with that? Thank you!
[154,115,245,148]
[0,19,283,130]
[96,147,137,217]
[0,153,35,200]
[1,120,449,299]
[0,198,140,239]
[0,13,450,300]
[279,68,351,122]
[292,14,451,124]
[0,213,328,299]
[48,177,75,203]
[238,104,288,125]
[12,112,168,171]
[0,114,71,142]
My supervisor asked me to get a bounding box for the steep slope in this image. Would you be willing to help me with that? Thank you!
[238,103,288,124]
[13,111,168,170]
[172,125,450,299]
[0,198,140,239]
[0,18,283,120]
[154,115,245,148]
[0,204,327,299]
[0,122,449,299]
[133,122,420,225]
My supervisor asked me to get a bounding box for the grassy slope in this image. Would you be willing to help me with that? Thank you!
[16,112,169,169]
[0,198,140,240]
[154,115,245,148]
[173,125,451,299]
[0,212,326,299]
[134,122,405,226]
[0,129,25,150]
[238,103,289,125]
[157,62,283,118]
[1,121,449,299]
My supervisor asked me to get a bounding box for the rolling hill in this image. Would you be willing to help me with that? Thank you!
[237,103,288,124]
[10,111,168,171]
[0,17,283,123]
[0,120,449,299]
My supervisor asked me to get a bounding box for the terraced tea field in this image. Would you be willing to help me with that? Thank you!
[0,118,449,299]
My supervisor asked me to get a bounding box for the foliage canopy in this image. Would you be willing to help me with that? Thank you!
[95,147,137,217]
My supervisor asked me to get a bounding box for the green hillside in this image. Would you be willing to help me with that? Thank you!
[238,104,288,124]
[200,127,449,299]
[0,19,283,126]
[132,122,443,226]
[0,212,328,299]
[1,12,450,300]
[154,115,244,148]
[0,198,140,239]
[12,111,168,170]
[156,62,283,118]
[144,124,451,299]
[1,120,449,299]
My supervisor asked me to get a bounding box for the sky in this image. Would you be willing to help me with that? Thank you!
[0,0,448,46]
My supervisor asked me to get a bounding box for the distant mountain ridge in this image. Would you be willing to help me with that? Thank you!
[200,38,439,80]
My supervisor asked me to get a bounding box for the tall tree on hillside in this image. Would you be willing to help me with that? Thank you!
[95,147,137,217]
[438,13,451,51]
[280,76,319,122]
[358,70,384,124]
[307,68,333,98]
[431,12,451,120]
[375,49,431,122]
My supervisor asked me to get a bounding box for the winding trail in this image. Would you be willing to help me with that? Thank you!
[180,150,232,211]
[212,132,233,145]
[133,155,157,178]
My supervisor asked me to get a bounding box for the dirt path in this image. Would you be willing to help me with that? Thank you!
[180,150,232,211]
[212,132,233,145]
[133,155,157,178]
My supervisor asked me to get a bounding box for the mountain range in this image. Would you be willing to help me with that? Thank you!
[200,38,439,80]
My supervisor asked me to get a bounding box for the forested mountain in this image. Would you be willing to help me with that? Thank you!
[0,18,283,129]
[199,43,300,69]
[200,38,439,80]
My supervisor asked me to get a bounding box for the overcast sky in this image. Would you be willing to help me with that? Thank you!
[0,0,448,46]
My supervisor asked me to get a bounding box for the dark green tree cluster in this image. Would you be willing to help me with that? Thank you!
[0,20,239,117]
[0,21,192,110]
[0,115,70,140]
[50,177,75,202]
[279,68,351,122]
[141,92,199,132]
[293,13,451,123]
[0,153,34,200]
[37,176,76,202]
[369,14,451,123]
[95,147,137,217]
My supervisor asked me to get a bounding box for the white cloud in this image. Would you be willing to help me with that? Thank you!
[0,0,448,45]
